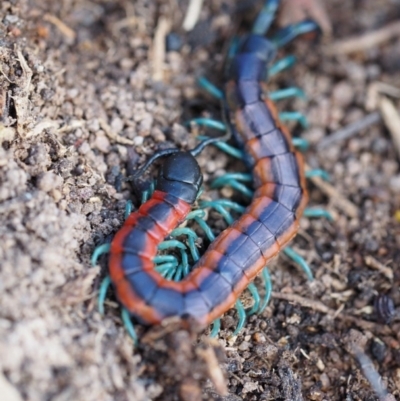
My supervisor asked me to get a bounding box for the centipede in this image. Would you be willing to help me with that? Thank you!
[93,0,325,335]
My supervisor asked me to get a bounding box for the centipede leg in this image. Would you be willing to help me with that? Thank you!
[279,111,309,129]
[170,227,200,261]
[186,210,216,242]
[98,275,111,315]
[272,20,320,48]
[252,0,280,35]
[268,55,297,77]
[259,267,272,313]
[210,175,253,198]
[305,169,330,181]
[124,200,133,219]
[303,208,334,221]
[189,117,226,131]
[158,239,187,252]
[197,77,223,100]
[210,318,221,338]
[232,300,246,336]
[268,87,306,101]
[200,199,246,225]
[283,246,313,281]
[121,308,138,344]
[291,137,310,151]
[247,282,261,315]
[91,243,111,266]
[154,255,179,277]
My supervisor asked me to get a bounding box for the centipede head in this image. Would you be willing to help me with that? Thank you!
[156,151,203,204]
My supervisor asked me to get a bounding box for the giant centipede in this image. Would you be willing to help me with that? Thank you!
[108,1,317,328]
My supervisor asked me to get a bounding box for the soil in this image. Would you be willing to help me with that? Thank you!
[1,1,399,400]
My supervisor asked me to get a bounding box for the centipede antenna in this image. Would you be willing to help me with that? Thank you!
[123,148,180,182]
[190,129,231,156]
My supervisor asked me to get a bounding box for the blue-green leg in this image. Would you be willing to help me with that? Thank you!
[91,243,111,266]
[252,0,280,35]
[170,227,200,262]
[259,267,272,313]
[141,181,155,204]
[197,134,244,159]
[188,117,226,131]
[292,137,310,151]
[305,169,330,181]
[154,255,179,277]
[272,20,320,48]
[200,199,246,225]
[210,318,221,338]
[121,308,138,344]
[197,77,223,100]
[124,200,133,219]
[158,239,187,252]
[222,36,241,77]
[98,275,111,315]
[186,210,216,242]
[247,283,261,315]
[303,208,334,221]
[283,246,313,281]
[268,55,297,77]
[211,174,253,198]
[232,300,247,336]
[279,112,308,129]
[268,87,306,101]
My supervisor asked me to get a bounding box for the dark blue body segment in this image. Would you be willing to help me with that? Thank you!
[197,270,233,308]
[182,290,210,318]
[268,184,302,211]
[225,233,263,274]
[234,80,262,106]
[151,287,185,317]
[241,35,276,61]
[126,270,158,303]
[234,216,276,255]
[258,201,292,233]
[211,252,245,286]
[230,54,267,82]
[269,153,300,186]
[246,128,291,157]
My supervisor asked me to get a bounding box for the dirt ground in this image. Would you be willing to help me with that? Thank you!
[1,0,400,400]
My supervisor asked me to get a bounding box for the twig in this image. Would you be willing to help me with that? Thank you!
[378,96,400,158]
[44,13,76,41]
[152,17,171,81]
[272,292,333,314]
[271,292,389,332]
[327,20,400,55]
[197,340,228,396]
[14,51,33,134]
[366,82,400,111]
[99,119,135,145]
[317,112,381,150]
[364,255,393,281]
[355,350,393,401]
[305,164,359,218]
[182,0,204,31]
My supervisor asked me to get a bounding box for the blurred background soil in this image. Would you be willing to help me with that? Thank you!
[0,0,399,400]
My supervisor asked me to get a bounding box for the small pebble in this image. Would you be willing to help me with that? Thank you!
[94,135,110,153]
[253,332,266,344]
[332,81,354,108]
[37,172,63,192]
[371,337,386,363]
